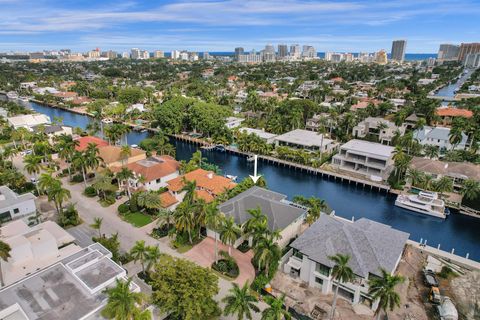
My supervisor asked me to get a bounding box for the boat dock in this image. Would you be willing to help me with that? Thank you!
[172,133,390,192]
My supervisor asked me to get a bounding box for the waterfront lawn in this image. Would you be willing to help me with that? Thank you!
[123,212,153,227]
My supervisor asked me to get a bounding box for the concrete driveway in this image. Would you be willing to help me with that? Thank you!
[185,237,256,286]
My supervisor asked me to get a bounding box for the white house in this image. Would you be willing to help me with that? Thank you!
[126,103,145,113]
[239,128,278,144]
[0,186,36,223]
[7,114,51,130]
[332,139,395,181]
[212,187,307,248]
[225,116,244,129]
[282,215,409,309]
[413,126,468,154]
[274,129,338,153]
[352,117,406,145]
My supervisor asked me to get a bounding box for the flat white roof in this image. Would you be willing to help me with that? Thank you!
[341,139,395,158]
[7,114,51,128]
[240,128,277,140]
[274,129,334,148]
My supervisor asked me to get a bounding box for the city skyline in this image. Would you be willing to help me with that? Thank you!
[1,0,480,53]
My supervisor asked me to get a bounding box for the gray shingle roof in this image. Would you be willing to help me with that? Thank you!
[290,215,409,277]
[218,187,306,231]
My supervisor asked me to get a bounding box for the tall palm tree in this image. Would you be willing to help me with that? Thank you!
[90,217,103,238]
[37,172,57,195]
[328,254,354,320]
[48,182,71,216]
[432,176,453,196]
[220,217,241,256]
[261,294,291,320]
[406,169,424,187]
[222,282,260,320]
[102,278,150,320]
[461,179,480,201]
[182,179,197,205]
[23,154,42,193]
[423,145,439,159]
[116,168,134,199]
[254,232,281,278]
[368,268,405,320]
[0,240,11,287]
[448,128,463,151]
[130,240,148,275]
[204,203,224,263]
[137,191,161,213]
[55,134,79,180]
[174,202,195,244]
[145,245,161,273]
[120,145,131,167]
[242,207,267,245]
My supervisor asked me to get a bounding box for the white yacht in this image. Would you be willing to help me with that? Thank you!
[395,191,448,219]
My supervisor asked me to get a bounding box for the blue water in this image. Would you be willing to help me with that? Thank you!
[27,101,480,261]
[435,70,472,98]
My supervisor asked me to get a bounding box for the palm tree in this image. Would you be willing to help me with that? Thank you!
[242,207,267,245]
[130,240,148,275]
[368,269,405,320]
[423,145,439,159]
[182,179,197,205]
[0,240,11,287]
[174,202,195,244]
[328,254,354,320]
[137,191,161,213]
[120,145,131,167]
[90,217,103,238]
[49,182,71,216]
[254,233,281,278]
[461,179,480,201]
[204,203,224,263]
[102,278,150,320]
[261,294,291,320]
[222,282,260,320]
[432,176,453,196]
[55,134,79,180]
[145,245,161,273]
[116,168,134,199]
[220,217,241,256]
[449,128,463,151]
[406,169,424,187]
[23,154,42,193]
[37,172,57,195]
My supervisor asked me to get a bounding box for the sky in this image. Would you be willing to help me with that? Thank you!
[1,0,479,53]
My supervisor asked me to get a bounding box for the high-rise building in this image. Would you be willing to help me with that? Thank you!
[290,44,301,58]
[238,50,262,64]
[278,44,288,57]
[105,50,117,59]
[458,43,480,62]
[437,44,460,61]
[465,53,480,68]
[154,50,164,58]
[171,50,181,60]
[131,48,141,59]
[302,45,317,59]
[376,50,388,65]
[391,40,407,62]
[264,44,275,54]
[203,52,210,60]
[234,47,244,61]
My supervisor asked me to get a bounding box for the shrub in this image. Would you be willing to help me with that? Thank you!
[84,186,97,197]
[251,274,269,292]
[438,266,458,279]
[212,259,239,278]
[71,174,84,183]
[237,240,250,253]
[118,203,130,214]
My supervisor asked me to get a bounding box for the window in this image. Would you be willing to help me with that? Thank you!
[315,277,323,285]
[315,263,330,276]
[292,249,303,260]
[13,208,20,214]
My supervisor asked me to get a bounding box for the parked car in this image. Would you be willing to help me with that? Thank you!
[436,297,458,320]
[424,269,439,287]
[429,287,441,304]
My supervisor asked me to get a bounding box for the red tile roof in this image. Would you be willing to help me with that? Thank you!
[75,136,109,151]
[436,107,473,118]
[167,168,236,197]
[160,192,178,208]
[111,155,179,182]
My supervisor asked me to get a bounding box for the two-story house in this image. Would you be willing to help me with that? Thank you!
[413,126,468,154]
[0,186,36,223]
[352,117,405,145]
[282,215,409,309]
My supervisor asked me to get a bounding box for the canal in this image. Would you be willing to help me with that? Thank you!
[23,101,480,261]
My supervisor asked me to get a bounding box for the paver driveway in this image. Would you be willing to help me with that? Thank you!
[185,237,256,285]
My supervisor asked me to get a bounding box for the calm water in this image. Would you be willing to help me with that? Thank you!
[435,70,473,97]
[26,101,480,261]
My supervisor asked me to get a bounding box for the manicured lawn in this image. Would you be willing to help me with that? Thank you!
[123,212,153,227]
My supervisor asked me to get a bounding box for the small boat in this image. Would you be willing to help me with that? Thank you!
[102,118,113,124]
[225,175,237,182]
[201,145,216,151]
[215,144,226,152]
[6,91,18,100]
[246,155,255,162]
[395,191,447,219]
[140,129,148,133]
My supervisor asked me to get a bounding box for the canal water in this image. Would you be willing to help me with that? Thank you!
[22,101,480,261]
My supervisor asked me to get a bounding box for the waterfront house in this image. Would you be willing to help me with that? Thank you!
[413,126,467,154]
[212,187,307,247]
[7,114,51,130]
[166,168,236,203]
[32,124,73,142]
[74,136,109,152]
[282,215,409,309]
[0,186,36,224]
[352,117,406,145]
[0,220,139,318]
[305,113,336,133]
[111,155,180,192]
[332,139,395,181]
[274,129,338,153]
[239,128,278,144]
[435,107,473,127]
[409,157,480,190]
